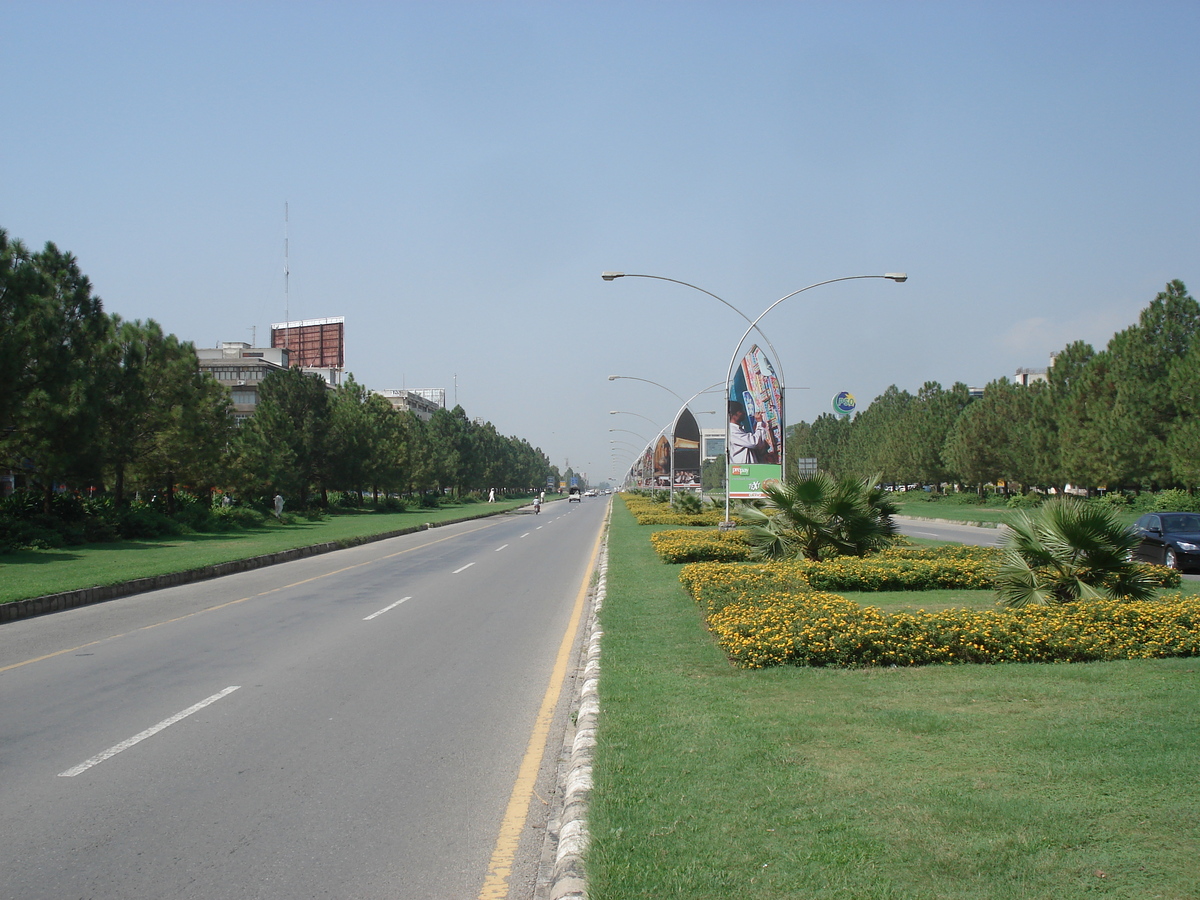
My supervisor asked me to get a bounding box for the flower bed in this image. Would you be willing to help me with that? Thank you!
[707,590,1200,669]
[649,529,752,563]
[621,494,724,526]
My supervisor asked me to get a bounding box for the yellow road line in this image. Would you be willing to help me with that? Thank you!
[477,514,605,900]
[0,521,501,675]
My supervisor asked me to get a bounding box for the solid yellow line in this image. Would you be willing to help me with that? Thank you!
[477,514,605,900]
[0,520,502,675]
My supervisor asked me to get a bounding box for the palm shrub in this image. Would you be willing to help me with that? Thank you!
[736,471,899,561]
[671,491,704,515]
[997,496,1155,607]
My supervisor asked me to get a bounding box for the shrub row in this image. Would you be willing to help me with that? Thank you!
[621,494,724,526]
[706,590,1200,669]
[649,529,751,563]
[678,549,1007,610]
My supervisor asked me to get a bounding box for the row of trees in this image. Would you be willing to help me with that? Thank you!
[787,280,1200,495]
[1,228,556,511]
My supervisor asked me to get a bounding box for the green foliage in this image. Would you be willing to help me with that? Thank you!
[670,491,704,514]
[1134,487,1200,513]
[736,471,898,561]
[996,497,1156,607]
[1005,491,1043,509]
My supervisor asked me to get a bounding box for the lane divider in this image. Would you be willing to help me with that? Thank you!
[453,563,475,574]
[363,597,412,621]
[59,686,241,777]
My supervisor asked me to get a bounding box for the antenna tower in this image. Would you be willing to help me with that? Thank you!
[284,202,290,349]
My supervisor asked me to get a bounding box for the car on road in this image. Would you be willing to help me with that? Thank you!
[568,488,582,502]
[1131,512,1200,570]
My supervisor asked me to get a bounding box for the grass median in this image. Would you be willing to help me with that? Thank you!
[0,498,540,605]
[587,501,1200,899]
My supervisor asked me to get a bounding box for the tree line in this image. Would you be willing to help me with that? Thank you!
[786,280,1200,495]
[1,228,555,513]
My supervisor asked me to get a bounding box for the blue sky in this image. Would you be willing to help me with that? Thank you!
[4,2,1197,485]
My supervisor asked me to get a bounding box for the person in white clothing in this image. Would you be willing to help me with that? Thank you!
[728,401,768,464]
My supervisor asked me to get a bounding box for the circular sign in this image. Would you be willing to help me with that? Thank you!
[833,391,856,416]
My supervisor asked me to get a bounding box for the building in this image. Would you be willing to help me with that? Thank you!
[373,389,444,422]
[1013,352,1057,387]
[701,428,725,461]
[196,342,292,422]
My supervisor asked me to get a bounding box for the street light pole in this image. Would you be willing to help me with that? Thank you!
[722,273,907,524]
[607,374,685,402]
[601,272,787,380]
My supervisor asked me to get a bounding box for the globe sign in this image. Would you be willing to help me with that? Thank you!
[832,391,857,416]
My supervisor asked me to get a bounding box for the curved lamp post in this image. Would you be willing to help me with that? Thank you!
[609,410,663,429]
[602,272,787,379]
[721,273,907,523]
[607,374,685,402]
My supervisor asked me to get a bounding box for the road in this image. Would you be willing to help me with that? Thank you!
[0,498,608,900]
[896,514,1200,581]
[894,515,1007,547]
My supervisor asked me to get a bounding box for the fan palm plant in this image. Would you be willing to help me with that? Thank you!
[737,472,898,561]
[996,496,1155,606]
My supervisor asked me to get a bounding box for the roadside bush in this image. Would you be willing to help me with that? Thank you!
[1134,488,1200,514]
[1005,492,1043,509]
[211,505,267,530]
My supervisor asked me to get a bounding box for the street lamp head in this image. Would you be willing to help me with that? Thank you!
[884,272,908,282]
[601,271,625,281]
[607,375,619,381]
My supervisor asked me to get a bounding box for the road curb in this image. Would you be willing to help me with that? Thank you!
[896,514,1007,530]
[539,509,607,900]
[0,507,526,625]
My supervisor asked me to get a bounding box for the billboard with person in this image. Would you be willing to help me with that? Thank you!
[728,344,783,498]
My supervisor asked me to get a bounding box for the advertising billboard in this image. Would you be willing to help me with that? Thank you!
[672,408,702,489]
[271,316,345,369]
[728,344,783,498]
[652,435,671,487]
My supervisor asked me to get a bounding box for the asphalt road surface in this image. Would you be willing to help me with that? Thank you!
[896,514,1200,581]
[894,515,1007,547]
[0,498,608,900]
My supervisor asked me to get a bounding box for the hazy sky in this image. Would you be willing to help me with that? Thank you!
[4,2,1197,485]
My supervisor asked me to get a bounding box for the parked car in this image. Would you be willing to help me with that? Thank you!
[1131,512,1200,570]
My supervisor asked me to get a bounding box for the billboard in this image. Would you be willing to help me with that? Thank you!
[652,435,671,487]
[728,344,783,498]
[672,408,701,489]
[271,316,345,369]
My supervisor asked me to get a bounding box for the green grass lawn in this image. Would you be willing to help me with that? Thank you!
[0,497,538,604]
[587,501,1200,899]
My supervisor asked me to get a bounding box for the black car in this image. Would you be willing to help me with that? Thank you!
[1131,512,1200,570]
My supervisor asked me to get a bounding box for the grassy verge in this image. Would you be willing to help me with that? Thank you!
[0,498,538,604]
[587,503,1200,899]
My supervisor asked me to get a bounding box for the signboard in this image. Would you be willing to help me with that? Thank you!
[652,435,671,488]
[728,464,782,500]
[271,316,346,369]
[671,408,701,489]
[833,391,856,416]
[729,345,784,498]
